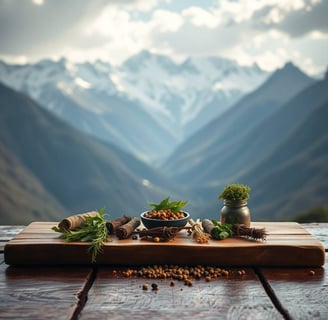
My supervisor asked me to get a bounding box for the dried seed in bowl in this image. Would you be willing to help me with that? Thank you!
[144,209,186,220]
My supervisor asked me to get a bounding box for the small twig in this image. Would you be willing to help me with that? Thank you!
[136,226,190,241]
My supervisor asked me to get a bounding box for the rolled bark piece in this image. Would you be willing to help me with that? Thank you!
[202,219,215,235]
[58,211,99,232]
[106,215,132,234]
[116,217,141,239]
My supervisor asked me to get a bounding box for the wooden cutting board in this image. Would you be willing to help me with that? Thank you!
[4,221,325,267]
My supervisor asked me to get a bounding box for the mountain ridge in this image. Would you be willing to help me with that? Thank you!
[182,71,328,220]
[0,51,269,163]
[0,142,68,224]
[0,81,182,224]
[162,62,315,182]
[0,55,326,223]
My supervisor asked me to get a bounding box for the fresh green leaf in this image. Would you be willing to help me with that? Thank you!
[210,220,233,240]
[219,231,230,239]
[52,208,109,263]
[148,197,187,213]
[52,226,60,232]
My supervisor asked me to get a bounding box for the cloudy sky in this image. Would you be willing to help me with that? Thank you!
[0,0,327,75]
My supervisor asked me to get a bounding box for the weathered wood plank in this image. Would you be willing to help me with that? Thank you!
[0,261,94,319]
[0,226,25,240]
[0,226,24,252]
[258,261,328,320]
[302,223,328,250]
[0,225,327,319]
[1,223,325,256]
[79,266,283,320]
[4,222,325,267]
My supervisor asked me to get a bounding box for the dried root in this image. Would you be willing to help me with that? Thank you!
[188,219,210,244]
[232,224,267,241]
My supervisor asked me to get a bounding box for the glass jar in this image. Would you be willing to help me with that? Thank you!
[220,200,251,226]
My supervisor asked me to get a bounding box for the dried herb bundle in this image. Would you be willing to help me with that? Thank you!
[232,224,267,241]
[52,208,109,263]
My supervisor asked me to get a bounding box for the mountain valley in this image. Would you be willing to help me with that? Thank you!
[0,52,326,224]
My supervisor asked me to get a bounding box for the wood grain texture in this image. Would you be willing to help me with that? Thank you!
[5,222,324,266]
[79,267,283,320]
[0,260,93,320]
[258,261,328,320]
[4,222,325,267]
[0,225,327,320]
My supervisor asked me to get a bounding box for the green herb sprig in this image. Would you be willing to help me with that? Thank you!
[148,197,187,213]
[210,220,233,240]
[52,208,109,263]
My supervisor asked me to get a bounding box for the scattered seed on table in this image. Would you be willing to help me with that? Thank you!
[151,283,158,290]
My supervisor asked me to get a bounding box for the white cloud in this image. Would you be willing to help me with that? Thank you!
[261,7,285,24]
[86,6,131,37]
[115,0,161,12]
[216,0,262,24]
[182,7,219,28]
[309,30,328,39]
[151,9,183,32]
[79,6,184,65]
[0,0,326,75]
[0,54,29,65]
[83,6,150,64]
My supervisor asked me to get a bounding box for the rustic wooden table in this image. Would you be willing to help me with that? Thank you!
[0,224,327,320]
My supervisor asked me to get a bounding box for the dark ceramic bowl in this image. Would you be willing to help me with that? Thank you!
[140,211,190,229]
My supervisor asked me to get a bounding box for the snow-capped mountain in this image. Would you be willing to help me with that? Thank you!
[0,51,269,163]
[118,51,269,136]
